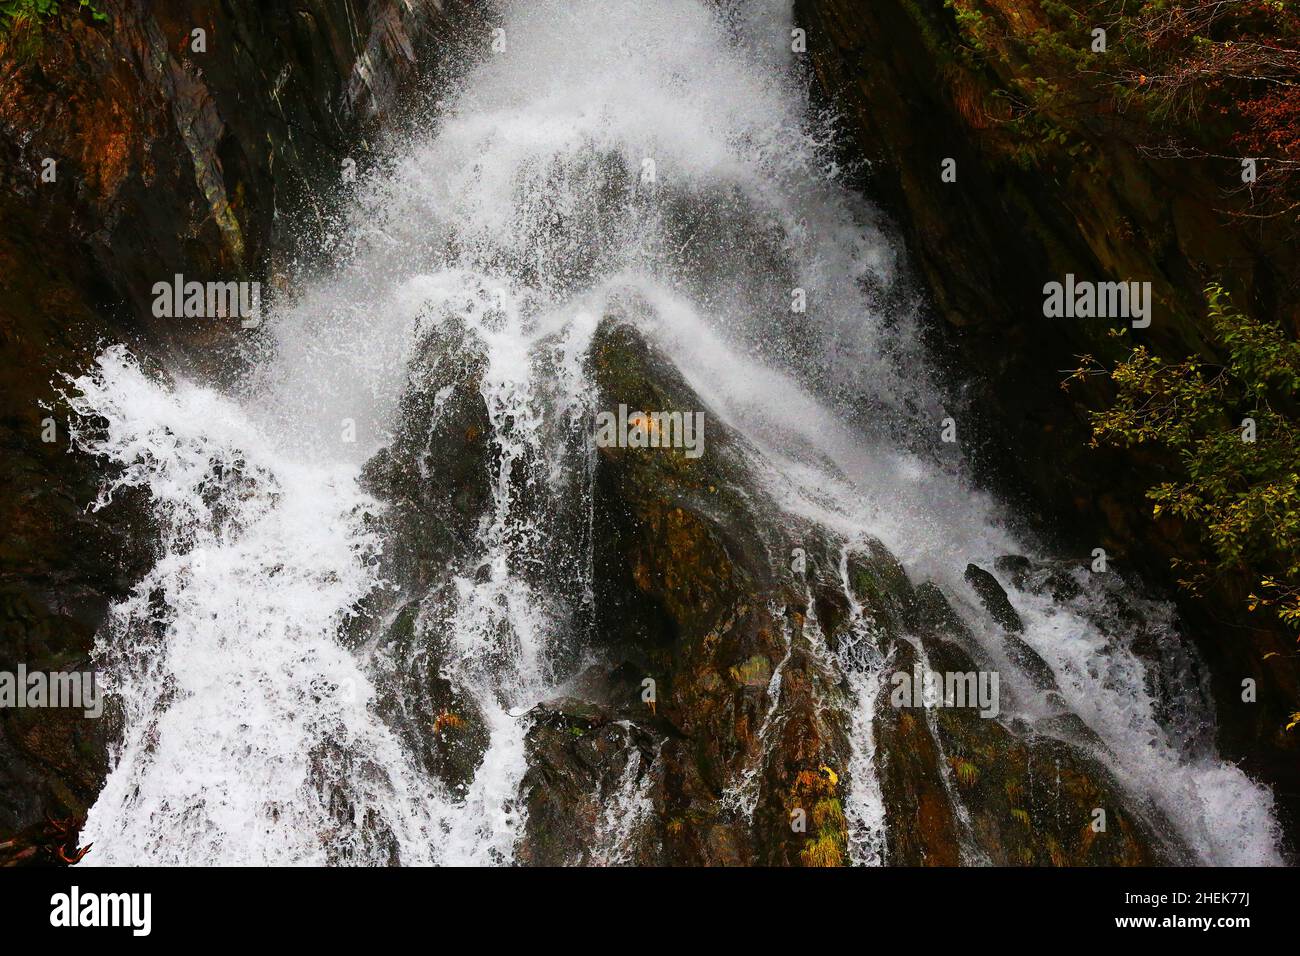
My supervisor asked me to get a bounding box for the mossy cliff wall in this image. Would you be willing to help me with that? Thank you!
[795,0,1299,827]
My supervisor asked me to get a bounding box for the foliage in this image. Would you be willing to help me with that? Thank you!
[1070,283,1300,633]
[0,0,58,31]
[793,766,847,867]
[951,756,980,787]
[942,1,1300,218]
[0,0,106,36]
[1116,1,1300,219]
[800,831,844,867]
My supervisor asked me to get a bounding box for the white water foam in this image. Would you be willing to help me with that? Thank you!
[69,348,443,865]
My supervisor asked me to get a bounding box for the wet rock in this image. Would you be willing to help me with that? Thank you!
[994,554,1031,586]
[342,307,1198,869]
[516,698,663,866]
[1,1,489,344]
[370,601,490,799]
[1002,636,1059,696]
[948,720,1170,866]
[998,554,1082,603]
[583,318,856,865]
[873,639,963,865]
[1016,712,1108,755]
[964,563,1024,633]
[752,635,855,867]
[360,316,494,590]
[921,632,1179,865]
[353,318,501,798]
[566,314,1185,866]
[895,578,1180,864]
[782,530,854,652]
[912,580,1030,692]
[911,581,970,638]
[964,563,1058,692]
[847,539,915,636]
[0,417,152,848]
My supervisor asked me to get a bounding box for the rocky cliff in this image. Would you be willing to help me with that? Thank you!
[363,315,1183,865]
[795,0,1300,833]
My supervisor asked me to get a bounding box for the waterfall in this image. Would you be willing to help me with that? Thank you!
[67,0,1282,866]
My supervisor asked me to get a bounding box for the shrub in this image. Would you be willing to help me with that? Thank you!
[0,0,106,36]
[1070,283,1300,633]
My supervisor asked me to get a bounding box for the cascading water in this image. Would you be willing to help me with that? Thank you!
[65,348,443,865]
[66,0,1283,865]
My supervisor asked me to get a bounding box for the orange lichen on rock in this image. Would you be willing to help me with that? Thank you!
[432,710,464,735]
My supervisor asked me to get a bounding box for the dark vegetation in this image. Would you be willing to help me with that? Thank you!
[971,1,1300,725]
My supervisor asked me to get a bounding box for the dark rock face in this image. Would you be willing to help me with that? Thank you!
[794,0,1300,833]
[516,697,664,866]
[565,320,857,866]
[872,571,1178,865]
[2,1,485,339]
[964,563,1024,633]
[370,600,492,802]
[997,554,1081,604]
[497,320,1170,866]
[361,316,495,588]
[964,563,1058,693]
[0,0,486,862]
[356,315,496,801]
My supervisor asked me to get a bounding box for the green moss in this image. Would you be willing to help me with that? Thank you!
[812,797,845,832]
[951,757,979,787]
[1,1,106,65]
[729,654,772,688]
[800,831,844,867]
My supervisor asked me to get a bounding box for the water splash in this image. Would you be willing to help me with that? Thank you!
[69,348,442,865]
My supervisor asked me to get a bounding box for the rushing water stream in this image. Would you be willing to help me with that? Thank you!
[65,0,1282,865]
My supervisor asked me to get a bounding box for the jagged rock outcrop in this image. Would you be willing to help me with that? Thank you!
[536,319,858,865]
[355,315,495,799]
[498,319,1174,865]
[515,696,665,866]
[891,583,1183,865]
